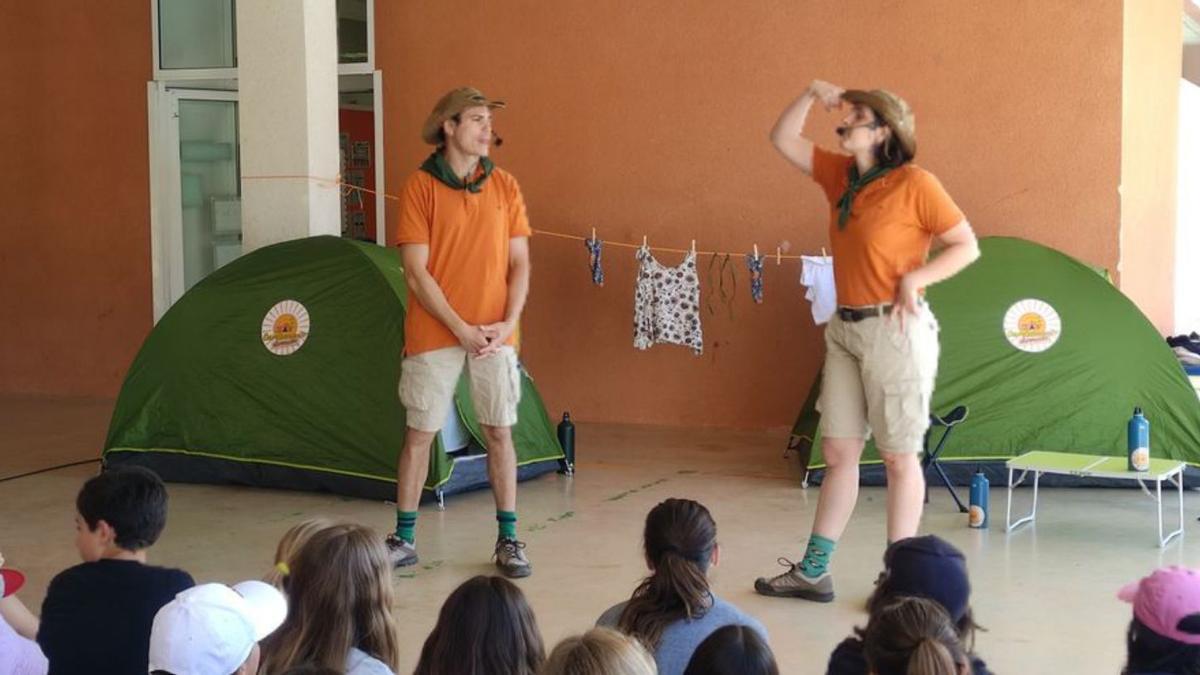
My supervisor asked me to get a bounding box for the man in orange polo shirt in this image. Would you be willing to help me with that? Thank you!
[388,87,533,578]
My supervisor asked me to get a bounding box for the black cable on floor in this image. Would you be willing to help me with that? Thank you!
[0,458,100,484]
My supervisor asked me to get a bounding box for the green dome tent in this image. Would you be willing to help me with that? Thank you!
[791,237,1200,485]
[103,236,564,503]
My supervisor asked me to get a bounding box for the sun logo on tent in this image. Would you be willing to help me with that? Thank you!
[1017,312,1045,334]
[261,300,311,356]
[1003,299,1061,353]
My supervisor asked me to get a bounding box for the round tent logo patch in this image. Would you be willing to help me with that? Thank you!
[261,300,310,356]
[1003,299,1061,353]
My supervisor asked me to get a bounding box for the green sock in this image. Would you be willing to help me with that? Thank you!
[497,510,518,540]
[799,534,837,578]
[395,510,418,544]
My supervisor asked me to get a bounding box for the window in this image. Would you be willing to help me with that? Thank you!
[338,0,369,65]
[157,0,237,71]
[154,0,371,76]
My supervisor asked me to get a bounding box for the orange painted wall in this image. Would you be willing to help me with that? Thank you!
[0,1,153,396]
[2,2,1171,429]
[376,1,1127,429]
[1120,0,1182,334]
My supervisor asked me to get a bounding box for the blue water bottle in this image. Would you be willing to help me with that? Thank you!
[1128,407,1150,472]
[969,468,989,529]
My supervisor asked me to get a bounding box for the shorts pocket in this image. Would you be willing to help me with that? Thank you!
[912,311,941,380]
[882,316,914,357]
[882,380,931,448]
[506,350,523,408]
[399,358,430,413]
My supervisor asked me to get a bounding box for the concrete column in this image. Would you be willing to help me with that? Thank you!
[1118,0,1181,333]
[236,0,340,251]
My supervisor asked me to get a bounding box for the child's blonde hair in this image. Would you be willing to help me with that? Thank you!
[263,517,336,590]
[258,523,400,673]
[541,628,657,675]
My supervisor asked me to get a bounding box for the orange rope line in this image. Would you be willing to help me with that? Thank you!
[239,173,815,261]
[241,174,345,189]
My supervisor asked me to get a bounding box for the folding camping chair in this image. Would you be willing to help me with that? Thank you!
[922,405,970,512]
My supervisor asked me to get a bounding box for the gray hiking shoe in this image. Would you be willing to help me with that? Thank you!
[385,534,419,568]
[754,558,835,602]
[494,538,532,578]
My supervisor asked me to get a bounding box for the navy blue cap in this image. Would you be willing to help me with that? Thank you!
[884,535,970,622]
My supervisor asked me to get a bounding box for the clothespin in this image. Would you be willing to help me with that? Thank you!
[691,239,696,254]
[821,246,828,259]
[591,227,597,242]
[775,246,781,265]
[753,243,759,259]
[643,235,648,248]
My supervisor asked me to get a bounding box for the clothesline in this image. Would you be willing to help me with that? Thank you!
[532,230,825,263]
[239,172,831,263]
[241,172,839,343]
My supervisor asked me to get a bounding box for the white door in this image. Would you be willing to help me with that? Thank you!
[149,85,241,319]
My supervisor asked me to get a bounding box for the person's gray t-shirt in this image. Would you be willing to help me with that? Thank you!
[597,595,768,675]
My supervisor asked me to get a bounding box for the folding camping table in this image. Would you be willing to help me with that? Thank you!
[1006,451,1186,547]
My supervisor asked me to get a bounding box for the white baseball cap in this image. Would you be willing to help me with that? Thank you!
[148,581,287,675]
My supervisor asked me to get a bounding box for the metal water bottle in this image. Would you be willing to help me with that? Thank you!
[968,469,989,528]
[1128,407,1150,472]
[557,412,575,475]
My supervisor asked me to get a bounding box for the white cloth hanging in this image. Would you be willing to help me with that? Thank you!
[800,255,837,325]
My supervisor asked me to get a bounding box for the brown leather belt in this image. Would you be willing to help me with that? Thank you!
[836,305,893,322]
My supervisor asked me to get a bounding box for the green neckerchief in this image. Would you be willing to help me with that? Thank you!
[419,152,495,193]
[836,163,893,229]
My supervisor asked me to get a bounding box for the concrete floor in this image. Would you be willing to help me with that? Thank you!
[3,397,1199,673]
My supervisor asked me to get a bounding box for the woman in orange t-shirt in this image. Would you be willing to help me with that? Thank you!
[753,80,981,604]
